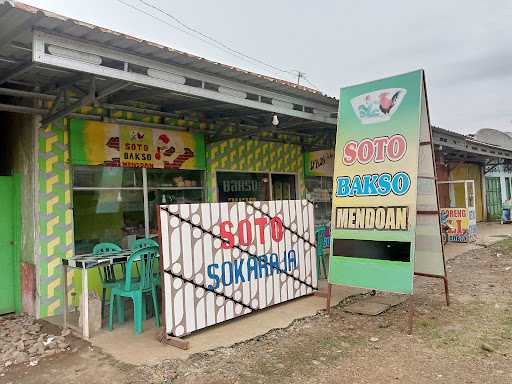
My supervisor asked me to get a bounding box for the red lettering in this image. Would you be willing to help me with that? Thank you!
[342,141,357,165]
[342,135,407,165]
[270,217,284,242]
[358,139,374,164]
[387,134,407,161]
[238,219,253,246]
[254,217,268,244]
[373,136,388,162]
[220,221,234,249]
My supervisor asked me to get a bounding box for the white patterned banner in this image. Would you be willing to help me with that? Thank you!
[159,200,317,337]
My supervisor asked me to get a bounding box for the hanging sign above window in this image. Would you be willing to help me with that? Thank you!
[304,150,334,177]
[69,119,206,170]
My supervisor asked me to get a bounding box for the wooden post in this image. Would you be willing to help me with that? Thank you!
[407,295,414,335]
[443,276,450,306]
[325,283,332,314]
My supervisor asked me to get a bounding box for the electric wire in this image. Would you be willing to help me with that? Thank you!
[115,0,323,91]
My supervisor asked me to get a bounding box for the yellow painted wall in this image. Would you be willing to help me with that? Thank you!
[449,162,484,221]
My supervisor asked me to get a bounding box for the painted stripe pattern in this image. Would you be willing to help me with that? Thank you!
[38,118,75,317]
[160,200,317,337]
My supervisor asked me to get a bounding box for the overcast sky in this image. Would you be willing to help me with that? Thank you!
[23,0,512,133]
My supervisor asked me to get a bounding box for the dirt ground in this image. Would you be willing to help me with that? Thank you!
[3,239,512,384]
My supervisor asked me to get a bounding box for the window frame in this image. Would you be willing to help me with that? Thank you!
[71,165,206,253]
[215,169,299,203]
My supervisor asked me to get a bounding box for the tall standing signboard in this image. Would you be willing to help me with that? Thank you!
[327,70,448,327]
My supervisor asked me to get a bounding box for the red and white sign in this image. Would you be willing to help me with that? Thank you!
[159,200,317,337]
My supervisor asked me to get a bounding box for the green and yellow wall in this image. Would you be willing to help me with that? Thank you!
[34,114,307,317]
[37,118,75,317]
[206,138,305,202]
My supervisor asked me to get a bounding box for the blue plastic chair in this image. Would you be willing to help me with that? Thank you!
[131,237,161,287]
[92,242,123,324]
[131,237,159,250]
[130,237,161,319]
[108,246,160,335]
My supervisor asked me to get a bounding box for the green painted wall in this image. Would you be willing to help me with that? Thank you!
[206,138,305,202]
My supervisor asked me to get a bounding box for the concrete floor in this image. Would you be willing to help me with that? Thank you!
[58,222,512,366]
[89,282,362,365]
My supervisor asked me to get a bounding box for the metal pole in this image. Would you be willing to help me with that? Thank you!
[82,266,90,339]
[143,168,150,238]
[63,264,68,329]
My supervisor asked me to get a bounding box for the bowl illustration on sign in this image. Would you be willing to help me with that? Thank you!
[350,88,407,124]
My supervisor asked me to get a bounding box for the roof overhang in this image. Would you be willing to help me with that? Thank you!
[0,1,338,150]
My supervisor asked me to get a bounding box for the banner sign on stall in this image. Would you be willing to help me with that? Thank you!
[69,119,206,170]
[440,207,477,242]
[159,200,317,337]
[329,70,446,295]
[304,150,335,177]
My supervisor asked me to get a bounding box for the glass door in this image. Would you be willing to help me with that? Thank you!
[271,174,297,200]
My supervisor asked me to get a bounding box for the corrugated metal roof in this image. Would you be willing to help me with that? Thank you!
[0,0,338,107]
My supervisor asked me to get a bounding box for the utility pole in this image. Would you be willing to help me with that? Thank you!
[296,71,304,85]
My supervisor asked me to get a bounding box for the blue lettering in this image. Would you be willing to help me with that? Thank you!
[207,263,220,290]
[392,171,410,195]
[247,256,260,280]
[258,256,270,277]
[351,176,364,196]
[287,250,297,271]
[336,176,351,197]
[377,173,392,195]
[221,261,233,287]
[362,174,379,195]
[270,253,280,274]
[233,259,245,284]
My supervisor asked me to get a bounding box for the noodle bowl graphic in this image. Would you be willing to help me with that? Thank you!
[350,88,407,124]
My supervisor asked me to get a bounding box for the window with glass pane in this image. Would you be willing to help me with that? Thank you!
[305,176,333,225]
[72,166,144,253]
[217,172,270,202]
[506,177,511,200]
[147,169,204,234]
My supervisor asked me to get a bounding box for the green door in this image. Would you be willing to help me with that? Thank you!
[0,176,19,314]
[486,177,502,221]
